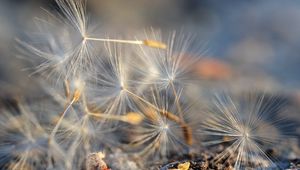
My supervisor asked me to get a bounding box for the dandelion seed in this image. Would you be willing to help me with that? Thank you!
[132,30,207,123]
[200,92,294,169]
[0,103,65,170]
[43,79,134,169]
[49,107,117,170]
[87,42,143,116]
[125,89,194,162]
[18,0,166,84]
[56,0,166,49]
[135,29,205,91]
[65,116,119,169]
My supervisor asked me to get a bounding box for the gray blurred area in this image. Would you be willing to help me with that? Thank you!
[1,0,300,97]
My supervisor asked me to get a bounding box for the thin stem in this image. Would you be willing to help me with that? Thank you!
[85,37,143,45]
[124,89,160,111]
[50,98,75,138]
[50,87,81,138]
[84,37,167,49]
[170,82,184,120]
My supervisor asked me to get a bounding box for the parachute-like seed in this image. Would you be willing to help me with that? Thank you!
[0,102,66,170]
[124,89,194,163]
[87,42,145,116]
[200,92,294,169]
[18,0,166,83]
[134,29,205,91]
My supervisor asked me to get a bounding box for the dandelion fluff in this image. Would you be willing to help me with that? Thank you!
[200,92,294,169]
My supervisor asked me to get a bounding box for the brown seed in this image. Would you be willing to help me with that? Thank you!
[143,40,167,49]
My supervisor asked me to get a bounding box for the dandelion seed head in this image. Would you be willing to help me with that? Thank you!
[73,77,86,91]
[0,102,66,170]
[85,42,143,115]
[124,89,193,163]
[134,29,205,93]
[200,92,293,169]
[161,123,169,131]
[17,0,103,82]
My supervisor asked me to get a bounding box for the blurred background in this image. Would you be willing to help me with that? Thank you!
[1,0,300,97]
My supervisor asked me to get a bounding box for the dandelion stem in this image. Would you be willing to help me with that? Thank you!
[84,37,167,49]
[85,37,143,44]
[170,82,184,119]
[124,89,160,111]
[50,99,75,138]
[50,89,81,138]
[169,82,193,145]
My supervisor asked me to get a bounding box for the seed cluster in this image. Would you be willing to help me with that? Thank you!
[0,0,299,170]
